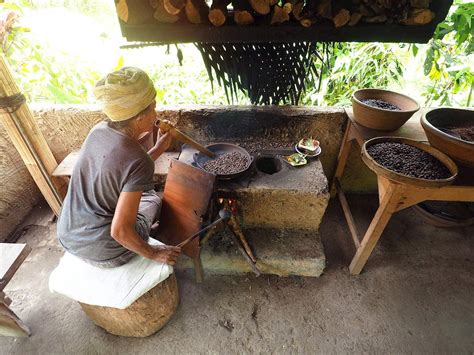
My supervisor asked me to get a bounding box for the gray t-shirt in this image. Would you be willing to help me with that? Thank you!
[57,122,155,262]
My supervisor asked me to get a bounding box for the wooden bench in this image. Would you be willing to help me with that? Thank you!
[0,243,31,337]
[53,150,179,179]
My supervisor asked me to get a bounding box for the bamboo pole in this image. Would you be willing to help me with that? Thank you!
[0,55,65,215]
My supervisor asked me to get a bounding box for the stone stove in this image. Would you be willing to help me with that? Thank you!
[150,107,345,276]
[178,144,329,232]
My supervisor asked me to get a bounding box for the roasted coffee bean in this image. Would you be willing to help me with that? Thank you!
[367,142,451,180]
[361,98,401,111]
[203,152,249,175]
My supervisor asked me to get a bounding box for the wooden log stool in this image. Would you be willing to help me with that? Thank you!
[79,273,179,337]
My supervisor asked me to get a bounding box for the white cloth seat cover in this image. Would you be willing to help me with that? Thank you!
[49,239,172,309]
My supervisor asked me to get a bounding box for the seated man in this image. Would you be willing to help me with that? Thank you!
[57,67,181,268]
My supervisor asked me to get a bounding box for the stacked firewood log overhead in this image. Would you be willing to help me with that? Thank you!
[116,0,436,27]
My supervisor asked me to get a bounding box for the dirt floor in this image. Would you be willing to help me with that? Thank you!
[1,196,473,354]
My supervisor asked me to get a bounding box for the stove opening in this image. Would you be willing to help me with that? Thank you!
[255,156,282,175]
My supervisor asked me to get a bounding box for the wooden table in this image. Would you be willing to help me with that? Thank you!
[0,243,31,337]
[331,109,474,275]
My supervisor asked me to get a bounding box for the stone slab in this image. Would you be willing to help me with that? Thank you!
[176,228,326,277]
[221,157,330,230]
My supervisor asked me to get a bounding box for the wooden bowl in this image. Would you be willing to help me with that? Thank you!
[361,137,458,187]
[352,89,420,131]
[421,108,474,168]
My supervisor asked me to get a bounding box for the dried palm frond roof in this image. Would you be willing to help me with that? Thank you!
[196,41,331,105]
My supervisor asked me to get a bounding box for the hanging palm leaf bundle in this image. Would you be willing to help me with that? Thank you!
[196,41,331,105]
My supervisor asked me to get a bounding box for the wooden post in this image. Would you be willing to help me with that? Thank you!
[0,55,65,215]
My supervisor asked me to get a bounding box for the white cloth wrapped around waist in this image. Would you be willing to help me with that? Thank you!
[49,239,172,309]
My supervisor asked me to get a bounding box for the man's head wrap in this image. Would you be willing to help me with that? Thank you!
[93,67,156,122]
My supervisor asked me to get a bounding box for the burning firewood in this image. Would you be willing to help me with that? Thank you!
[270,5,290,24]
[153,0,180,22]
[116,0,154,24]
[163,0,186,15]
[249,0,271,15]
[233,0,255,25]
[333,8,350,27]
[185,0,209,24]
[209,0,231,26]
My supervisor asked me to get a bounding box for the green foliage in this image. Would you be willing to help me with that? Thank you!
[302,43,403,106]
[1,2,102,103]
[416,0,473,106]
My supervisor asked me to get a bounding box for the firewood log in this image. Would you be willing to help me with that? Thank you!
[185,0,209,24]
[333,8,350,27]
[368,2,384,15]
[208,0,231,26]
[299,17,316,27]
[163,0,186,15]
[270,5,290,24]
[283,0,294,14]
[400,8,435,25]
[363,14,387,23]
[409,0,430,8]
[154,0,180,22]
[291,0,304,20]
[116,0,154,24]
[249,0,270,15]
[348,11,362,25]
[233,0,255,25]
[358,4,373,17]
[317,0,332,19]
[299,0,317,21]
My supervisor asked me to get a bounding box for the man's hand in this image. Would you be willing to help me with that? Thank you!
[148,130,172,161]
[155,130,173,152]
[151,245,181,265]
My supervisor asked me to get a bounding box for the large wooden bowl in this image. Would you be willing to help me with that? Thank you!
[362,137,458,187]
[421,108,474,168]
[352,89,420,131]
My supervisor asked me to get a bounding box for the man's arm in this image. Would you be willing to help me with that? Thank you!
[111,191,180,265]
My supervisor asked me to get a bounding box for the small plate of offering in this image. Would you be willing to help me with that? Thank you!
[297,137,320,152]
[284,153,307,167]
[295,144,322,158]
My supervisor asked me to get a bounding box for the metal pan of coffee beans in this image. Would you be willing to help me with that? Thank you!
[366,142,451,180]
[194,143,253,180]
[203,151,250,175]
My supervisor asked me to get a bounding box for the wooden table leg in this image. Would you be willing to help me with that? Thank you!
[330,120,354,197]
[193,254,204,284]
[349,183,403,275]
